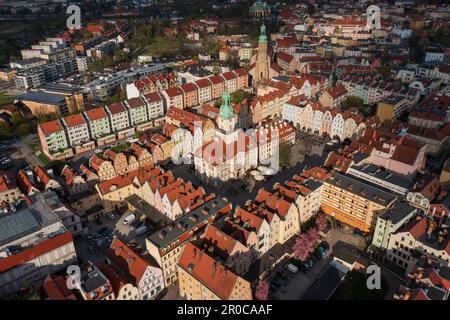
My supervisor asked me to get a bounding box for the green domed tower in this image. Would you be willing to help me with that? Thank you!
[218,90,235,119]
[217,90,237,142]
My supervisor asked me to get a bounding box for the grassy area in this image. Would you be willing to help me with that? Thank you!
[0,91,14,107]
[330,271,388,300]
[37,153,50,166]
[28,143,50,166]
[28,143,38,153]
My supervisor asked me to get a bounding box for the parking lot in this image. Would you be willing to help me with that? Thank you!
[74,210,151,264]
[266,224,366,300]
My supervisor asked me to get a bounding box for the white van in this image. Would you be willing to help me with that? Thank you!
[285,263,299,274]
[123,214,136,225]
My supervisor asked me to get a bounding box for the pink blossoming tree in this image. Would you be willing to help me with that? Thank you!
[255,280,270,300]
[293,233,313,261]
[315,214,328,232]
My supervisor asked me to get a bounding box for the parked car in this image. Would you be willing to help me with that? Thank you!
[306,259,313,268]
[98,227,112,235]
[87,232,98,240]
[277,271,287,280]
[285,263,299,274]
[353,229,362,237]
[129,219,142,229]
[123,214,136,225]
[269,284,279,292]
[135,225,149,236]
[319,241,330,250]
[313,249,323,260]
[88,246,95,253]
[107,213,116,220]
[271,280,281,289]
[298,263,308,273]
[95,219,102,225]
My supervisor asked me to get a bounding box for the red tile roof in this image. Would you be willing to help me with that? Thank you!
[0,232,73,273]
[43,275,77,300]
[96,165,161,195]
[63,113,86,128]
[17,170,38,195]
[85,107,107,121]
[327,85,348,99]
[277,51,294,63]
[39,120,64,135]
[195,79,211,89]
[107,102,127,114]
[165,87,182,98]
[127,97,145,109]
[233,68,248,77]
[208,75,225,85]
[35,165,52,187]
[180,83,198,93]
[221,71,236,81]
[178,242,242,300]
[107,237,158,285]
[144,92,162,104]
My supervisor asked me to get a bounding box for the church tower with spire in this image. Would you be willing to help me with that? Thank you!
[217,90,238,144]
[254,23,270,84]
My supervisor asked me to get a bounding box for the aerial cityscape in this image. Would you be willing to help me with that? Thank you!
[0,0,449,304]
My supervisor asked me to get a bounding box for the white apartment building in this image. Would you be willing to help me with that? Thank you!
[61,113,91,147]
[195,79,212,104]
[105,102,131,132]
[143,92,165,120]
[124,97,149,126]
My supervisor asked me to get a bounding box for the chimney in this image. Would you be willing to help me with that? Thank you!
[211,261,217,277]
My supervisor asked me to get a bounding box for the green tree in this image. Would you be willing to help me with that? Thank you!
[16,123,31,137]
[342,96,365,110]
[113,48,129,63]
[226,49,240,69]
[376,66,391,78]
[11,111,26,127]
[0,122,11,138]
[231,90,249,104]
[212,65,221,75]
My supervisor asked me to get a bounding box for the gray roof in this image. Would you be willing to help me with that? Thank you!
[302,178,323,193]
[147,197,230,249]
[301,264,346,300]
[17,91,66,105]
[379,200,417,224]
[125,194,172,228]
[352,152,370,164]
[348,164,413,190]
[0,192,63,247]
[0,209,41,246]
[41,83,84,94]
[327,172,397,206]
[80,261,110,293]
[333,241,360,265]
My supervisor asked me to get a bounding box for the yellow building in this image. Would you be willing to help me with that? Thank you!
[177,242,252,300]
[376,96,410,123]
[440,159,450,186]
[0,68,16,81]
[320,172,397,233]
